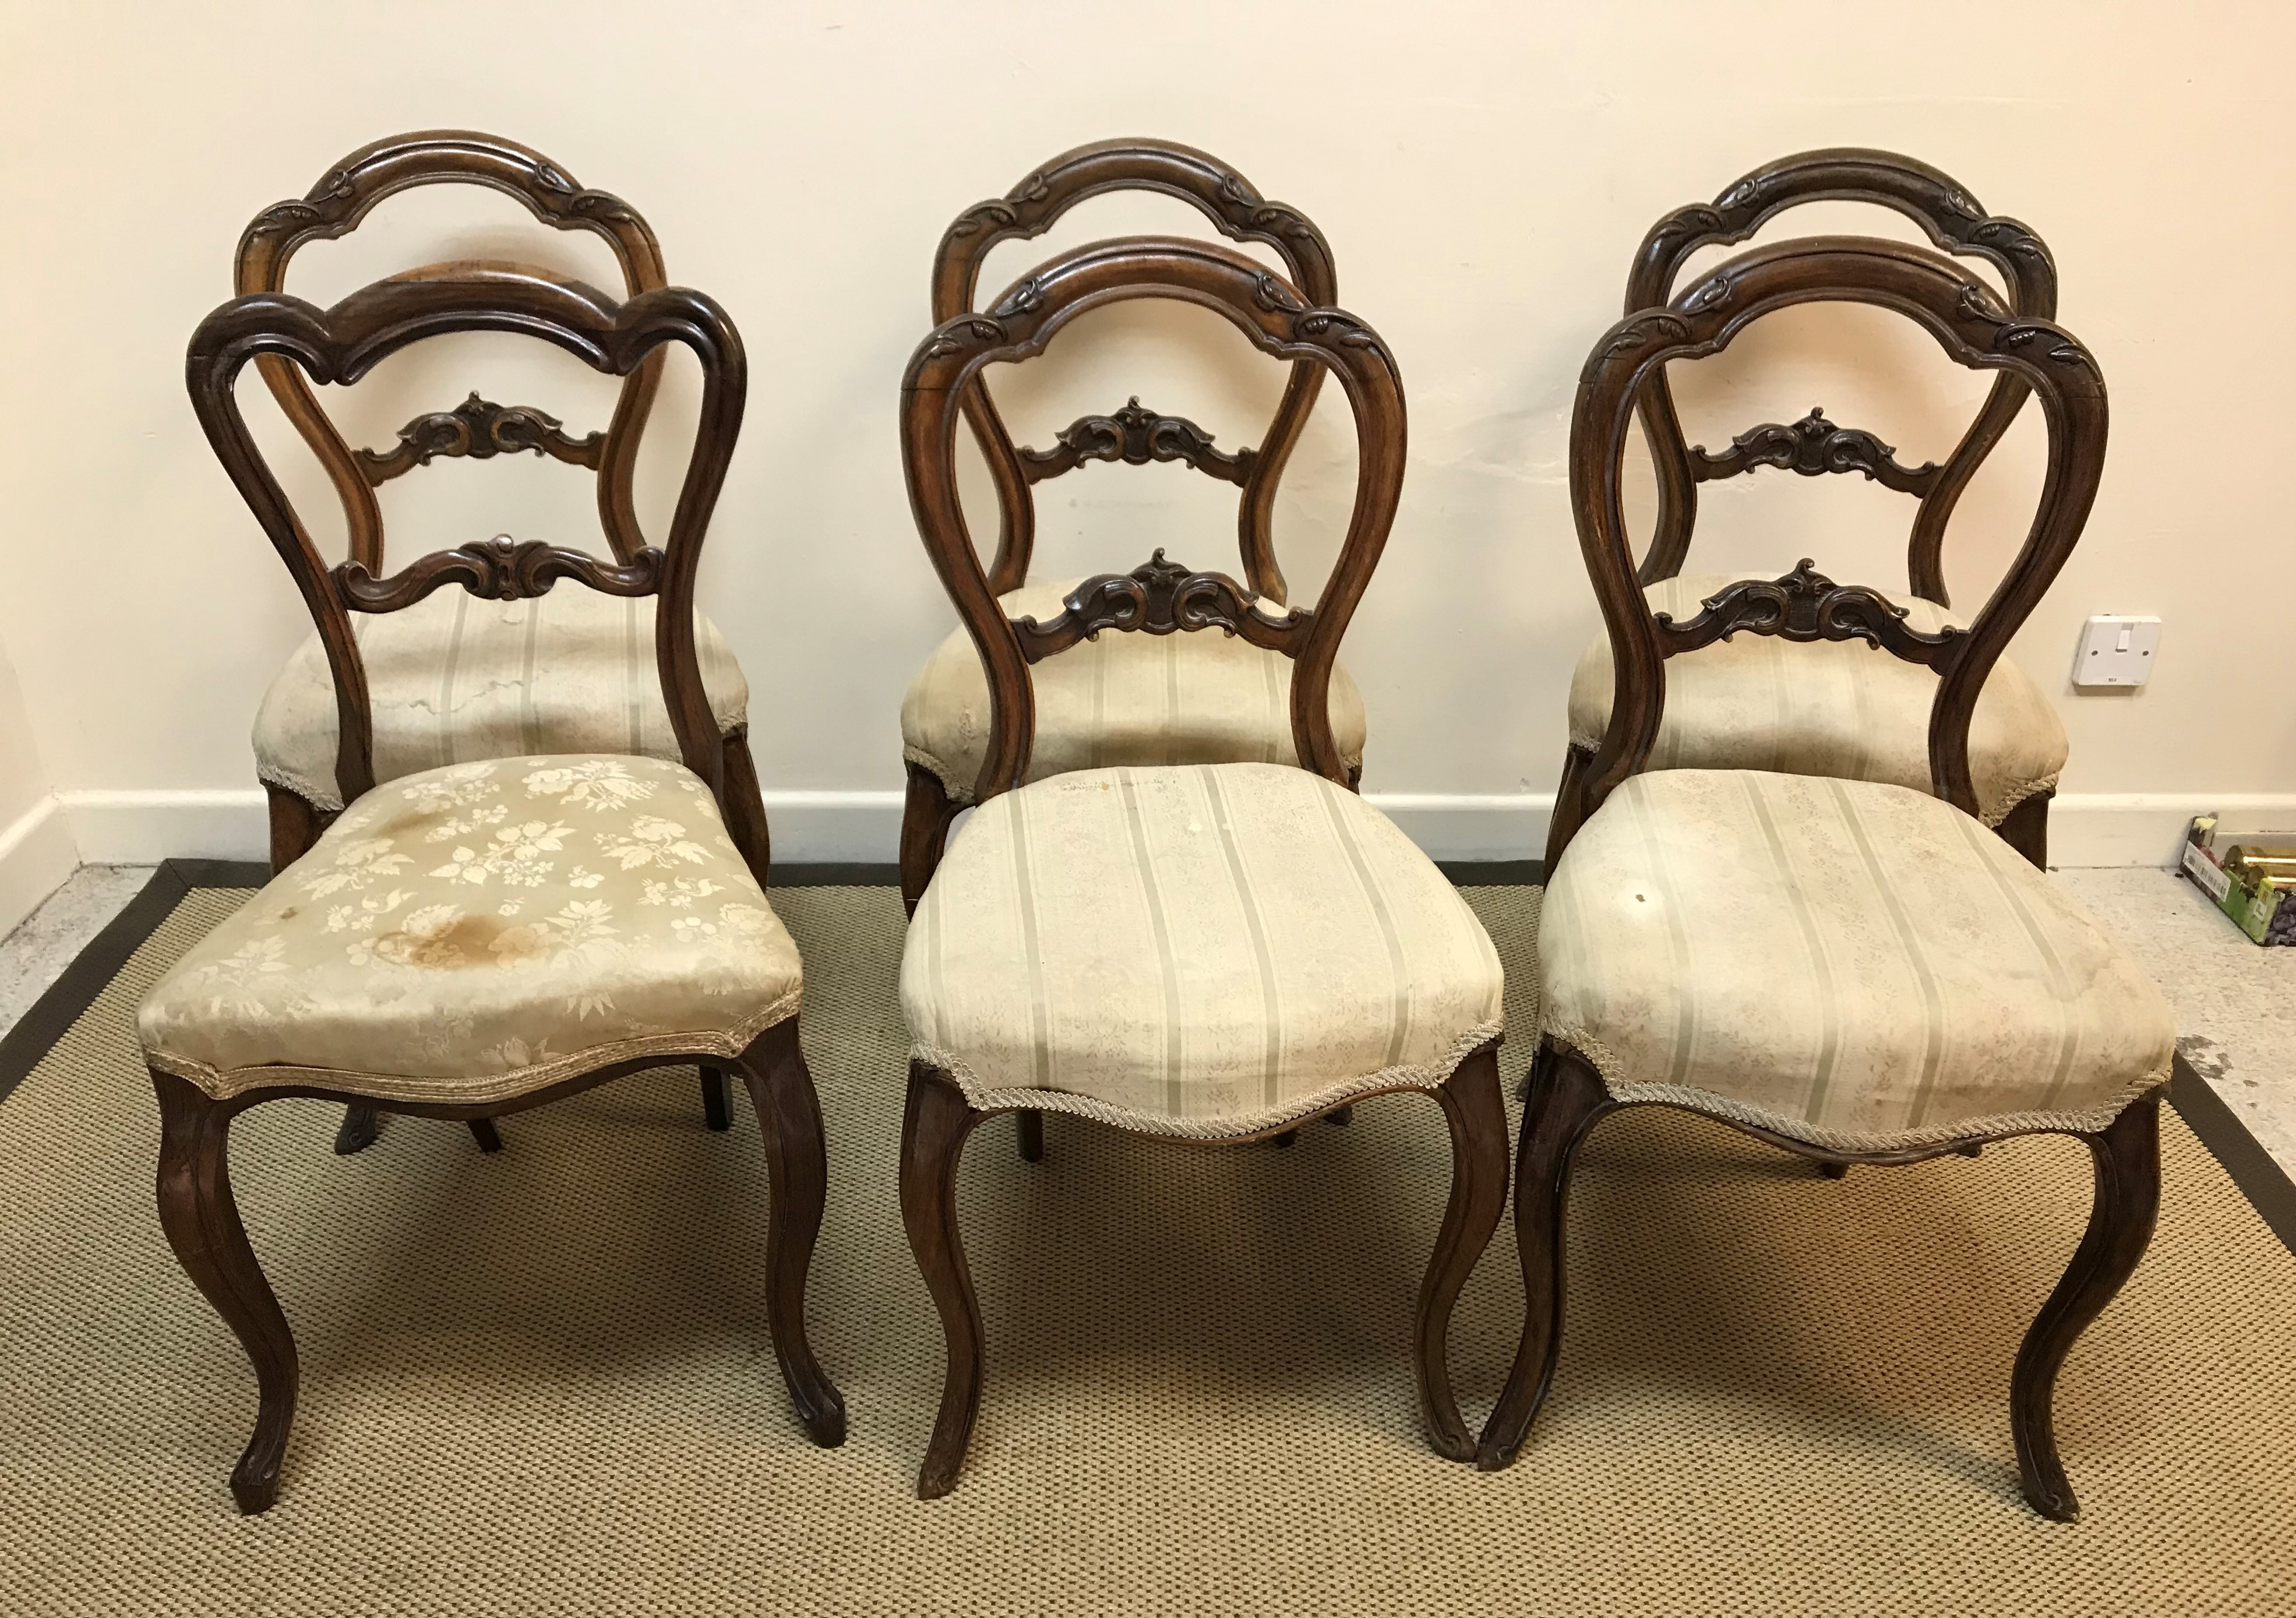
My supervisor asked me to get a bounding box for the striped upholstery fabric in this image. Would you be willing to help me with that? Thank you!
[1567,573,2067,826]
[253,587,751,811]
[901,577,1367,803]
[1540,770,2174,1150]
[902,763,1504,1137]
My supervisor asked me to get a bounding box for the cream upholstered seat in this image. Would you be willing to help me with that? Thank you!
[1567,573,2067,827]
[252,588,752,812]
[140,753,802,1106]
[1539,769,2174,1151]
[901,578,1368,803]
[903,762,1503,1136]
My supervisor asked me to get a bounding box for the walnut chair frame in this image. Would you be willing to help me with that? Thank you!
[237,131,767,1150]
[1478,237,2157,1522]
[1550,149,2062,872]
[173,270,842,1512]
[897,236,1508,1498]
[902,139,1343,911]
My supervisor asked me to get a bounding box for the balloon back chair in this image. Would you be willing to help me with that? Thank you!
[1557,149,2066,873]
[237,130,768,1151]
[146,267,843,1514]
[1478,236,2174,1523]
[900,139,1360,912]
[895,236,1509,1498]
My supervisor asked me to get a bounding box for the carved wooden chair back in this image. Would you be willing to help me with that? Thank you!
[1628,149,2058,605]
[930,139,1338,605]
[1568,236,2105,855]
[187,269,746,816]
[901,236,1403,805]
[234,131,670,573]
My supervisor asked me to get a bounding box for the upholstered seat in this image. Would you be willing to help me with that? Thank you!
[1567,573,2067,826]
[904,762,1503,1136]
[1539,769,2174,1150]
[252,588,752,812]
[901,578,1368,803]
[140,753,802,1106]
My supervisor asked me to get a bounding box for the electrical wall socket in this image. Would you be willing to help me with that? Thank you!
[2072,614,2160,688]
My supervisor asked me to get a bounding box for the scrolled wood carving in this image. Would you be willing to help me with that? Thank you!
[1690,407,1940,494]
[1654,559,1965,669]
[1010,549,1309,662]
[1018,398,1256,486]
[356,392,605,485]
[333,534,662,613]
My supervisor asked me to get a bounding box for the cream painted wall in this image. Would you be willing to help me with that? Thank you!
[0,632,77,934]
[0,0,2288,869]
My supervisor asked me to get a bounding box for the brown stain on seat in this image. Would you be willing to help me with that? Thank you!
[375,805,449,841]
[375,912,547,968]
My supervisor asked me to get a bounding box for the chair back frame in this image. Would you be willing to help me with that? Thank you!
[1627,149,2058,605]
[1567,236,2105,849]
[186,270,746,812]
[234,130,670,572]
[901,236,1403,803]
[930,138,1338,604]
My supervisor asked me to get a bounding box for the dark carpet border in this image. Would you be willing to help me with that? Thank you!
[5,859,2293,1263]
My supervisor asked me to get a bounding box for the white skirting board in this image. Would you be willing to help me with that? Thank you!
[43,785,2296,872]
[0,796,83,939]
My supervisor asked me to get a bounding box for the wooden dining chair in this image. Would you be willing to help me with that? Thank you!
[236,131,767,1152]
[894,236,1509,1499]
[1477,237,2174,1523]
[1556,149,2067,873]
[145,267,843,1513]
[901,138,1363,914]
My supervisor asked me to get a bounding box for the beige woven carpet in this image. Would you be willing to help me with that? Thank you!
[3,884,2293,1615]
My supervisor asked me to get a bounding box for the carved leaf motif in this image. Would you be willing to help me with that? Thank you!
[355,392,605,485]
[1689,407,1939,495]
[334,535,662,613]
[1253,273,1307,315]
[946,199,1019,240]
[920,316,1008,360]
[1011,548,1307,661]
[1653,558,1964,669]
[1017,398,1257,487]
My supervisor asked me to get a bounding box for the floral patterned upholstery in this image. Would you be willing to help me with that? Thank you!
[139,755,802,1106]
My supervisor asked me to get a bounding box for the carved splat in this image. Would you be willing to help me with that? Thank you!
[1017,398,1257,487]
[1689,407,1941,495]
[333,534,662,612]
[1654,559,1966,669]
[1010,549,1309,662]
[356,392,606,485]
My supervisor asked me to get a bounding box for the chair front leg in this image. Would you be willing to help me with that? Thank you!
[2012,1087,2161,1521]
[900,1062,985,1498]
[1415,1044,1511,1460]
[1478,1041,1614,1471]
[736,1019,845,1447]
[152,1071,299,1514]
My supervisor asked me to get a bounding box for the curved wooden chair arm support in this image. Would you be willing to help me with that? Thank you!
[234,130,669,569]
[1568,235,2105,845]
[930,139,1338,602]
[901,236,1403,808]
[186,272,746,814]
[1626,149,2057,604]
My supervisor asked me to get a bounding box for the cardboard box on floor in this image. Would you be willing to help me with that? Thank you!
[2182,813,2296,945]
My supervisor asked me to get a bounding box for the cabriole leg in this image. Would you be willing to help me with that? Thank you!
[900,1063,984,1498]
[1416,1045,1510,1460]
[1478,1042,1614,1471]
[2011,1089,2161,1521]
[738,1020,845,1447]
[152,1071,298,1514]
[900,762,961,919]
